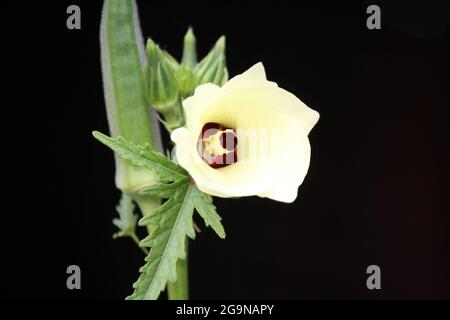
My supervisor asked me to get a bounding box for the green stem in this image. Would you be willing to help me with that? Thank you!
[101,0,190,300]
[167,239,189,300]
[130,233,149,255]
[162,102,184,133]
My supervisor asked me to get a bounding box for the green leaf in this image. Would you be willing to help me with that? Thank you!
[92,131,187,182]
[139,177,190,199]
[113,193,138,238]
[127,183,196,300]
[127,183,226,300]
[192,188,226,239]
[93,131,226,299]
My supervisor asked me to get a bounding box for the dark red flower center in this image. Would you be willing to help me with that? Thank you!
[197,122,238,168]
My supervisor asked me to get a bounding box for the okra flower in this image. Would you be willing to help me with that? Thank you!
[171,63,319,203]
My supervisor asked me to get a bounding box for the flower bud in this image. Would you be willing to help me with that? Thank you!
[194,36,227,86]
[161,49,180,72]
[181,27,197,69]
[146,38,179,112]
[176,66,198,97]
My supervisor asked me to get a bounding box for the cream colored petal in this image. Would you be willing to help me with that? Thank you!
[257,125,311,203]
[182,83,221,136]
[201,85,319,135]
[289,96,320,135]
[222,62,277,92]
[221,63,318,135]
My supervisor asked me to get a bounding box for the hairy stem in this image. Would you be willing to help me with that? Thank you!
[167,242,189,300]
[101,0,189,300]
[130,233,149,255]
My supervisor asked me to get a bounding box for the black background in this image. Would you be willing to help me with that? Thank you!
[7,0,450,299]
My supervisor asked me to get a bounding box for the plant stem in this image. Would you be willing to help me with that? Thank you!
[101,0,191,300]
[162,102,184,133]
[167,239,189,300]
[130,233,149,255]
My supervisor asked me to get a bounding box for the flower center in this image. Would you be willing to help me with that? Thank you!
[197,122,238,168]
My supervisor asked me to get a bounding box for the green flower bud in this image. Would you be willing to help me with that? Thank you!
[194,36,227,86]
[176,66,198,97]
[181,27,197,69]
[161,49,179,72]
[146,38,179,112]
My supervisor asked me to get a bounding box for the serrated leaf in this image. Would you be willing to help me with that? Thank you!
[139,177,190,199]
[95,131,226,300]
[192,187,226,239]
[127,183,197,300]
[128,184,226,300]
[112,193,138,238]
[93,131,187,182]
